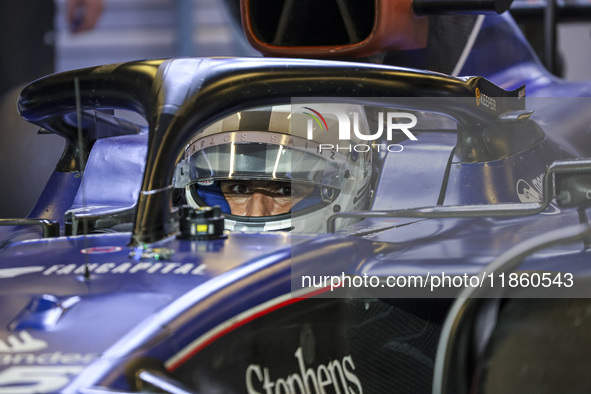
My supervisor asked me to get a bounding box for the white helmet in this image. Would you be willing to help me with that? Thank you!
[174,104,372,233]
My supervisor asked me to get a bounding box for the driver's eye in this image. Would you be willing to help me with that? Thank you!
[229,183,250,195]
[275,185,292,196]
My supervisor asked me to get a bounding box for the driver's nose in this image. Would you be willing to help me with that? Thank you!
[245,192,277,217]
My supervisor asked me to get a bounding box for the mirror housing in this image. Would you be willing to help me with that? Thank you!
[240,0,429,58]
[241,0,514,59]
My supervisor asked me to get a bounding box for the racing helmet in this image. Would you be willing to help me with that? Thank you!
[174,104,372,232]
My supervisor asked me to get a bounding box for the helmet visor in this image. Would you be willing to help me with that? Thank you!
[178,132,345,190]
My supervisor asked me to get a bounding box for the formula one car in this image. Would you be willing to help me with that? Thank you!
[1,1,591,393]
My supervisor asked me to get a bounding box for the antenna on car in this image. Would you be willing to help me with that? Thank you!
[74,77,91,281]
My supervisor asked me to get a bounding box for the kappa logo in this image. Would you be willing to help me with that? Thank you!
[516,174,560,215]
[0,332,48,353]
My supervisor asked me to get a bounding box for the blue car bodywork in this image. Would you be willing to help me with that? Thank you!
[1,12,591,394]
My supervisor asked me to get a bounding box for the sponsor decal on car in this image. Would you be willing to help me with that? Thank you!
[0,366,85,393]
[0,332,47,353]
[0,263,207,278]
[246,346,362,394]
[0,331,96,393]
[42,262,207,276]
[0,331,97,366]
[516,173,561,215]
[0,352,96,366]
[475,87,497,111]
[0,267,45,279]
[80,246,123,255]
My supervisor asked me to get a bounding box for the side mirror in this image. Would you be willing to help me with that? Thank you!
[240,0,514,59]
[240,0,428,58]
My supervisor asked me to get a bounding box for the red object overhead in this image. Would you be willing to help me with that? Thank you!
[241,0,428,59]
